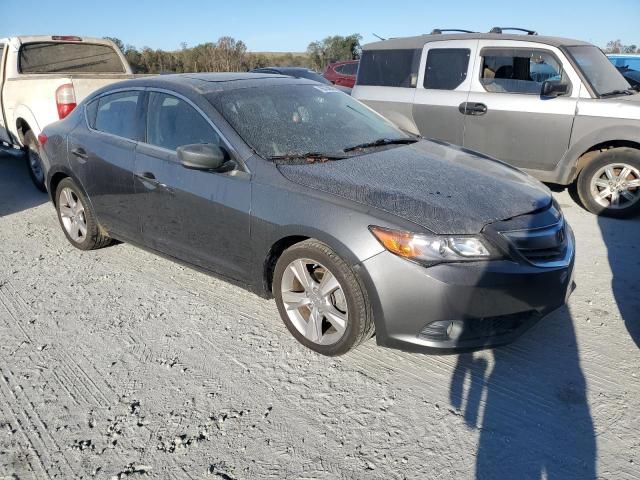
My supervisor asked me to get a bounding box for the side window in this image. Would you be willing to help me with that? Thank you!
[146,92,219,151]
[424,48,470,90]
[480,49,565,94]
[357,49,422,88]
[94,91,141,140]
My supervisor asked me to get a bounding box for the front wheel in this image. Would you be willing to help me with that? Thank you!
[273,239,374,356]
[24,130,47,192]
[576,148,640,218]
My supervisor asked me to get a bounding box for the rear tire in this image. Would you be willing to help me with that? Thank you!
[273,239,374,356]
[576,148,640,218]
[24,130,47,192]
[55,178,113,250]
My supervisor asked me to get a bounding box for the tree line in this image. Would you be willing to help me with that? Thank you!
[104,34,362,74]
[604,39,638,54]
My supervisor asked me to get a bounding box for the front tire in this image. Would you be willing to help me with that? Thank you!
[273,239,374,356]
[55,178,113,250]
[24,130,47,192]
[576,148,640,218]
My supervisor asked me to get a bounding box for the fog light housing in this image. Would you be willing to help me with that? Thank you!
[420,320,463,341]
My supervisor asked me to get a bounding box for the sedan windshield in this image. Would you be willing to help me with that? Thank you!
[566,45,631,96]
[215,84,409,159]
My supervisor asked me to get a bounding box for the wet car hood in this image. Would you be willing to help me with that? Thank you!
[277,140,552,234]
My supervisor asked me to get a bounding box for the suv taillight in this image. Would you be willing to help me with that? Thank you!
[56,83,77,119]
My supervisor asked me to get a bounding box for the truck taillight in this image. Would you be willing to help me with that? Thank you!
[55,83,77,119]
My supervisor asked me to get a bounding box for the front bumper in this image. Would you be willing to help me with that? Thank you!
[355,229,575,353]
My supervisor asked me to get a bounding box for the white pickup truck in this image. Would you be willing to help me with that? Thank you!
[0,35,135,190]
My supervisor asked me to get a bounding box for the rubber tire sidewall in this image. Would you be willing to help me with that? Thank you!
[24,130,47,192]
[273,240,372,356]
[55,178,106,250]
[577,148,640,218]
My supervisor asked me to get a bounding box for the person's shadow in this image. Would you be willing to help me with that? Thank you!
[0,148,47,217]
[598,215,640,348]
[448,208,597,479]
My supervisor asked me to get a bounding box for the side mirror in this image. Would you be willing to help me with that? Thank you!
[177,144,230,171]
[541,80,569,98]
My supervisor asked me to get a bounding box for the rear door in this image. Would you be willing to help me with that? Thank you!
[68,89,143,241]
[0,41,11,144]
[462,40,579,172]
[135,90,252,281]
[412,40,477,145]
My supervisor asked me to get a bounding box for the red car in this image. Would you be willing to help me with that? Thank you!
[323,60,359,88]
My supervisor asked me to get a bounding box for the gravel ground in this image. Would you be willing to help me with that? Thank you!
[0,150,638,480]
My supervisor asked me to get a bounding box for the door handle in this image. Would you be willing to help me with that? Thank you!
[459,102,488,116]
[71,147,88,160]
[135,171,174,193]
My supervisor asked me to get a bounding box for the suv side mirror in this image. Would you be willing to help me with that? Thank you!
[177,144,231,171]
[541,80,569,98]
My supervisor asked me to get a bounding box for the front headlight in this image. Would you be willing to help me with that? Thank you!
[369,226,499,265]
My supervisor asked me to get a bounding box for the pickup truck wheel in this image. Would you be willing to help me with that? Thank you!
[273,239,374,356]
[577,148,640,218]
[24,130,47,192]
[55,178,113,250]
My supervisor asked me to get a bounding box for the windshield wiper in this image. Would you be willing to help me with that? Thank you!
[599,89,635,97]
[268,152,348,162]
[343,137,418,152]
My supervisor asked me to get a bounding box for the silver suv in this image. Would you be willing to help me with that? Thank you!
[353,28,640,218]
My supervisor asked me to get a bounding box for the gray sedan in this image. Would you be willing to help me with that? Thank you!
[39,73,574,355]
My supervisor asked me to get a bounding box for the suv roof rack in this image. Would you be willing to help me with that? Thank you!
[489,27,538,35]
[430,29,476,35]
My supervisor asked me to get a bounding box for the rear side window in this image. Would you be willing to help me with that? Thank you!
[424,48,470,90]
[93,91,141,140]
[480,48,564,94]
[19,42,125,74]
[357,49,421,87]
[146,92,219,151]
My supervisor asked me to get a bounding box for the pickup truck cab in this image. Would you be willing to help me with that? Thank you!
[353,29,640,218]
[0,35,134,190]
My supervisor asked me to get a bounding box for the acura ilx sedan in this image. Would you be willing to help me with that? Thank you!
[39,73,575,356]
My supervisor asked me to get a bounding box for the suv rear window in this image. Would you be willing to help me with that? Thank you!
[19,42,125,74]
[424,48,470,90]
[357,49,421,88]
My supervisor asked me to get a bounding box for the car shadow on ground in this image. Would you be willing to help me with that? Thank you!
[448,208,597,479]
[597,215,640,348]
[0,150,47,217]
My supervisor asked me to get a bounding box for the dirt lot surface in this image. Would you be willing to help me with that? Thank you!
[0,151,638,480]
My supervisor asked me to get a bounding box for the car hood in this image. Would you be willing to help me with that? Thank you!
[277,140,552,234]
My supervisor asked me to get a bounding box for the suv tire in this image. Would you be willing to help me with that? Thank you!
[576,148,640,218]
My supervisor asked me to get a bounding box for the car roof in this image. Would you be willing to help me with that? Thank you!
[362,33,593,51]
[90,72,316,99]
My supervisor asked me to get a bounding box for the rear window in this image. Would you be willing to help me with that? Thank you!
[19,42,125,74]
[357,49,421,88]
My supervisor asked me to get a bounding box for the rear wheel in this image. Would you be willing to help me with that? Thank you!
[55,178,113,250]
[273,239,374,356]
[576,148,640,218]
[24,130,46,192]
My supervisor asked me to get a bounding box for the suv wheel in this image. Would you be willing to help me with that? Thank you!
[273,239,374,356]
[55,178,113,250]
[24,130,47,192]
[577,148,640,218]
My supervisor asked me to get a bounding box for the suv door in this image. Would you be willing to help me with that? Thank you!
[69,89,143,241]
[135,91,252,281]
[413,40,477,145]
[462,41,579,173]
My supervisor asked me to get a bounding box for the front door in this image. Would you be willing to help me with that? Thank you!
[462,41,579,173]
[135,91,252,281]
[412,40,477,145]
[68,90,143,241]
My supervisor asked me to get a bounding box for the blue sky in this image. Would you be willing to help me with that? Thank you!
[2,0,638,52]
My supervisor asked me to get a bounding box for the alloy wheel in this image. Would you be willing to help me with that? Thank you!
[280,258,348,346]
[590,163,640,209]
[58,187,87,243]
